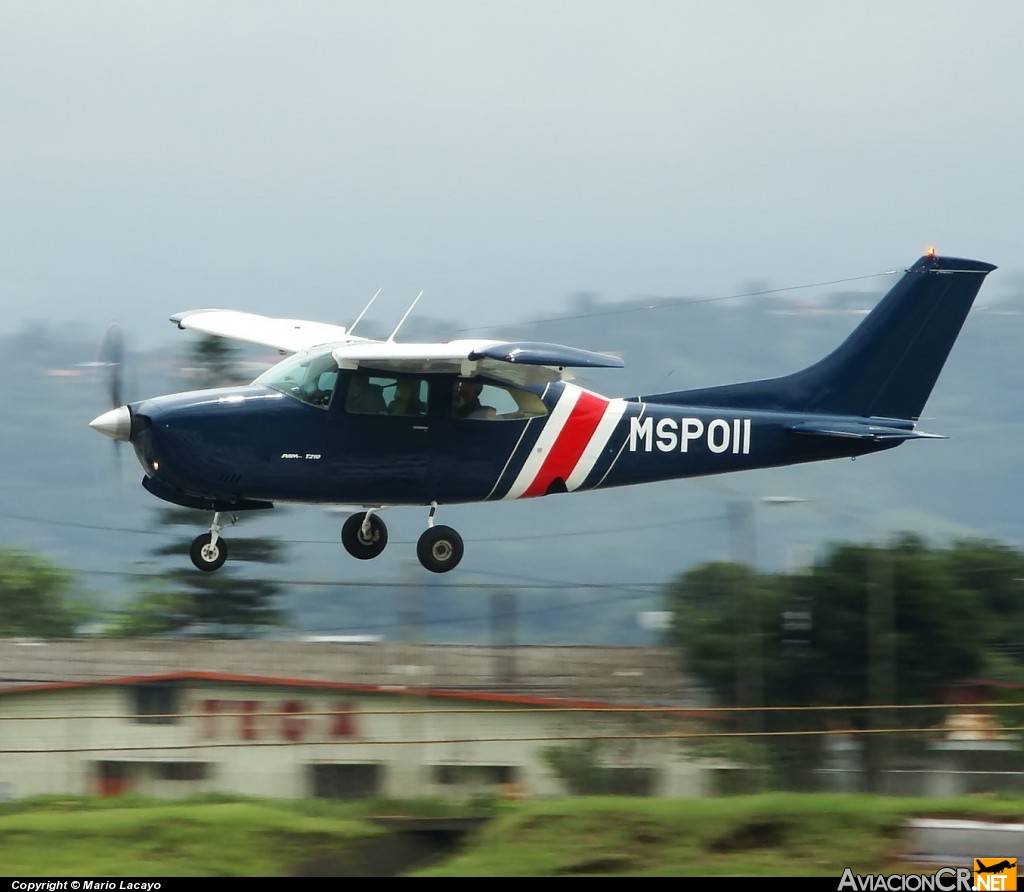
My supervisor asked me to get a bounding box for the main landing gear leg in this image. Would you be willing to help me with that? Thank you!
[190,511,235,572]
[341,508,388,560]
[416,501,464,573]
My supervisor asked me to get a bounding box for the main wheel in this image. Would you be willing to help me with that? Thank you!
[190,532,228,572]
[416,525,464,573]
[341,512,388,559]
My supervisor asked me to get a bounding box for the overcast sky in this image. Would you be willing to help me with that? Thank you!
[2,1,1022,346]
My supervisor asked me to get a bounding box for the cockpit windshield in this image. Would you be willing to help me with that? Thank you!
[253,347,339,408]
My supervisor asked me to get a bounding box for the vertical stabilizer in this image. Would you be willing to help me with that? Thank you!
[647,254,996,420]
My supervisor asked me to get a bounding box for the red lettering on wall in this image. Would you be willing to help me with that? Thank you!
[201,699,221,738]
[239,700,259,740]
[197,697,358,741]
[281,699,307,742]
[329,700,358,738]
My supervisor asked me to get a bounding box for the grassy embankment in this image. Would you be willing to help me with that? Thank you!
[0,793,1020,876]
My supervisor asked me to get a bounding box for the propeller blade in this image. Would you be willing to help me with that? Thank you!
[98,322,125,409]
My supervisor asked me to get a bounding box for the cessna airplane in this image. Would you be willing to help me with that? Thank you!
[89,251,995,573]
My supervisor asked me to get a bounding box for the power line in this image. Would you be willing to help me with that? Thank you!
[458,269,899,333]
[75,567,663,592]
[0,508,728,545]
[72,557,669,632]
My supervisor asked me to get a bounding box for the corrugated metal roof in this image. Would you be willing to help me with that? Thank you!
[0,639,702,707]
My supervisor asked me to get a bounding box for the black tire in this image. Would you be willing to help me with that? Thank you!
[190,532,228,572]
[416,525,464,573]
[341,512,388,560]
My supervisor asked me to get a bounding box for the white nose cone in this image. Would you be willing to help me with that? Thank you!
[90,406,131,441]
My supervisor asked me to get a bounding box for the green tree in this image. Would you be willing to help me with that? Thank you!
[181,334,248,388]
[941,539,1024,680]
[107,330,287,637]
[667,535,994,790]
[0,548,92,637]
[541,741,655,795]
[108,587,194,638]
[669,561,780,708]
[109,507,287,638]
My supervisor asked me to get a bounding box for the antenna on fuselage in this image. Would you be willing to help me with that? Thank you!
[348,287,382,337]
[387,290,424,342]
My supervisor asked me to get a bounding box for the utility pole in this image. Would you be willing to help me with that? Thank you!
[399,573,425,645]
[490,587,517,684]
[867,541,896,792]
[803,501,897,793]
[729,499,759,736]
[728,496,809,737]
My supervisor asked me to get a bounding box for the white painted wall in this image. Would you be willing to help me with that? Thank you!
[0,681,707,800]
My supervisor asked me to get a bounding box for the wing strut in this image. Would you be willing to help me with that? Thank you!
[348,287,382,336]
[387,291,424,342]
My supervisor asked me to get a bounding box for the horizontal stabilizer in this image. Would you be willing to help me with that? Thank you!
[788,421,947,442]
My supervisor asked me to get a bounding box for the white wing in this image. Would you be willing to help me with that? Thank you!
[170,309,368,353]
[171,309,624,385]
[332,339,624,386]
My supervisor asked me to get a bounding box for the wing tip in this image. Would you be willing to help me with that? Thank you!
[169,308,228,327]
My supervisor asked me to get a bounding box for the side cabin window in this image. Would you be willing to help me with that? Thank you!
[345,374,429,417]
[452,380,548,421]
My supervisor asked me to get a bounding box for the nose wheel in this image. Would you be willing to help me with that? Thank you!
[189,512,235,572]
[190,531,228,572]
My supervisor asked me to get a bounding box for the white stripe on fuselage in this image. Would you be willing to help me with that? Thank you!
[485,415,541,501]
[503,385,582,500]
[594,402,646,489]
[486,382,551,500]
[564,398,628,491]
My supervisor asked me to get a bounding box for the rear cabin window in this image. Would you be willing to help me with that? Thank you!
[452,381,548,421]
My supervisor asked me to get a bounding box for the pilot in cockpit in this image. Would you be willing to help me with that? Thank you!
[388,379,425,416]
[453,380,495,419]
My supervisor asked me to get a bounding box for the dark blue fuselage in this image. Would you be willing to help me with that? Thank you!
[128,373,888,512]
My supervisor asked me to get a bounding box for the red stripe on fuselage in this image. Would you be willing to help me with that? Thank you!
[521,390,608,498]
